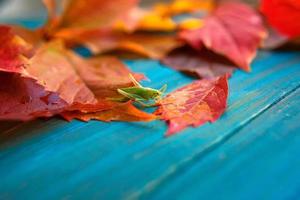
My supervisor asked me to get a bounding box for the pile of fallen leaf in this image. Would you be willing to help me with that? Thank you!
[0,0,299,135]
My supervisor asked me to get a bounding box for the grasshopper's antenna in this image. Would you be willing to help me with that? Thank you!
[159,84,167,94]
[129,73,142,87]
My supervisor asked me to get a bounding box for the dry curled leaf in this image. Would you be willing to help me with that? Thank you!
[73,30,183,59]
[261,27,289,50]
[41,0,138,39]
[62,101,156,122]
[25,40,97,105]
[68,55,145,99]
[180,2,267,71]
[0,73,67,121]
[0,28,96,120]
[61,0,138,29]
[0,26,33,73]
[156,75,228,135]
[0,27,148,121]
[162,46,235,78]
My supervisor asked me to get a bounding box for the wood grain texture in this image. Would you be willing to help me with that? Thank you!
[0,20,300,200]
[150,88,300,200]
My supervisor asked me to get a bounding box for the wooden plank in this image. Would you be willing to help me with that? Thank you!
[0,51,300,199]
[150,87,300,200]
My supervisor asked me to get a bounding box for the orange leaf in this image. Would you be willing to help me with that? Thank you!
[73,30,183,59]
[62,102,156,122]
[156,75,228,135]
[0,27,99,120]
[180,2,267,71]
[26,40,97,105]
[67,55,145,99]
[0,26,33,73]
[57,0,138,31]
[154,0,214,17]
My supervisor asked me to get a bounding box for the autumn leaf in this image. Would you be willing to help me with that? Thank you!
[0,26,150,122]
[178,18,204,30]
[156,75,228,135]
[133,12,177,32]
[162,46,235,78]
[154,0,214,17]
[73,30,183,59]
[67,55,145,99]
[40,0,138,40]
[24,41,144,105]
[261,27,289,50]
[0,27,93,120]
[0,40,99,120]
[62,101,156,122]
[180,2,267,71]
[55,0,138,33]
[114,7,177,32]
[9,25,42,48]
[113,7,146,33]
[261,0,300,38]
[0,26,33,73]
[0,73,67,121]
[25,40,97,105]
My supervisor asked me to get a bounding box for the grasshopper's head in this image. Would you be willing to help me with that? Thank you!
[151,84,167,100]
[143,88,161,99]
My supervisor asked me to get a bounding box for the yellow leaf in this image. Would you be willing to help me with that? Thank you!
[154,0,214,17]
[178,18,204,30]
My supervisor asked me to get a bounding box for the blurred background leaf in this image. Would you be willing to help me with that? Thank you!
[0,0,258,21]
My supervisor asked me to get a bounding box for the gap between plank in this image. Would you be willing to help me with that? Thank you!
[137,83,300,199]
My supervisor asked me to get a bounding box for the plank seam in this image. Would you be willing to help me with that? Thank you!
[139,83,300,199]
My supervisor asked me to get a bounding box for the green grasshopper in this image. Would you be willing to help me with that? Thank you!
[112,74,167,107]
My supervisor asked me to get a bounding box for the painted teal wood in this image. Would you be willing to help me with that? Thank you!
[150,88,300,200]
[0,20,300,200]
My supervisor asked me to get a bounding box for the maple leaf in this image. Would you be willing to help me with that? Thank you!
[0,26,33,73]
[162,46,235,78]
[67,55,145,99]
[24,40,97,105]
[261,0,300,38]
[155,75,228,135]
[72,30,183,59]
[9,25,42,48]
[0,26,150,122]
[180,2,267,71]
[0,72,67,121]
[154,0,214,17]
[114,7,177,33]
[0,27,99,120]
[61,101,156,122]
[45,0,138,37]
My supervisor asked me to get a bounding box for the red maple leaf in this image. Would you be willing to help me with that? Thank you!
[156,75,228,136]
[0,73,67,121]
[261,0,300,38]
[0,26,33,73]
[180,2,267,71]
[0,26,152,122]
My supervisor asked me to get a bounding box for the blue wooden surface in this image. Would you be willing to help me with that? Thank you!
[0,20,300,200]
